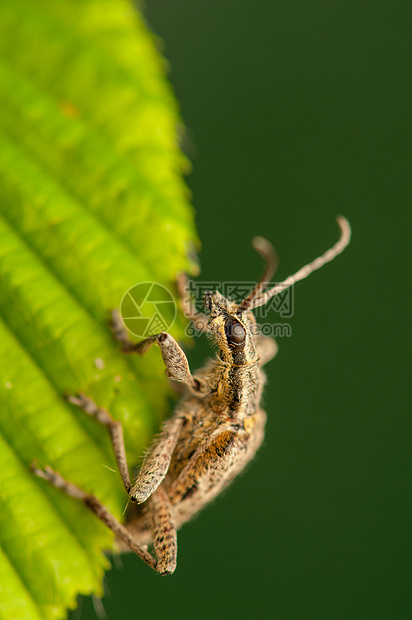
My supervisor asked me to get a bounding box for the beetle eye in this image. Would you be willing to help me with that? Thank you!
[225,318,246,347]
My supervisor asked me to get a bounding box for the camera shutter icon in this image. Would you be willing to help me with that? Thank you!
[120,282,176,338]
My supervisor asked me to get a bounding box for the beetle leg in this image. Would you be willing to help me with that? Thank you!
[30,464,174,573]
[67,393,132,493]
[176,272,209,333]
[147,485,177,575]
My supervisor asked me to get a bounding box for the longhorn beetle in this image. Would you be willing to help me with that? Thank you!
[32,216,351,575]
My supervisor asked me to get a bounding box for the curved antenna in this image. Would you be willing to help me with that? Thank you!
[237,236,279,313]
[248,215,351,311]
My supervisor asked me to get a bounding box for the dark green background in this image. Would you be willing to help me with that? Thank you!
[74,1,411,618]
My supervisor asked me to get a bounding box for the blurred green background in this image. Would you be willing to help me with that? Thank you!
[74,1,411,619]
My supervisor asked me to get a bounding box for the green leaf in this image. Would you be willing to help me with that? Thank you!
[0,1,197,618]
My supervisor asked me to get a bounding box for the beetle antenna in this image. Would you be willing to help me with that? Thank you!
[247,215,351,311]
[237,236,279,313]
